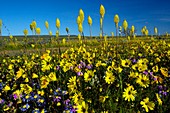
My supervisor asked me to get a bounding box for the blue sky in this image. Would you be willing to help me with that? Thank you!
[0,0,170,36]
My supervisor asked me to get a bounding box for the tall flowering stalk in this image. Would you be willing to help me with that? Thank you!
[88,16,92,39]
[0,19,2,36]
[23,29,28,52]
[131,25,135,37]
[66,27,70,41]
[154,27,158,37]
[114,14,119,37]
[100,4,105,37]
[56,18,61,55]
[123,20,128,37]
[77,9,84,43]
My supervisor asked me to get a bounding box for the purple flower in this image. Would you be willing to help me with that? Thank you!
[153,77,157,81]
[70,106,77,113]
[13,94,18,100]
[53,96,61,102]
[86,64,93,69]
[77,72,83,76]
[80,61,86,67]
[64,99,70,105]
[163,91,167,96]
[132,59,137,63]
[56,65,60,70]
[78,65,82,69]
[149,72,153,76]
[143,71,148,75]
[0,99,5,104]
[158,85,163,90]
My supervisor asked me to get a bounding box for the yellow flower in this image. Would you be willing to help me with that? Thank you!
[67,76,77,93]
[20,84,32,94]
[3,85,11,92]
[84,70,95,82]
[156,93,162,105]
[45,21,49,29]
[32,73,38,78]
[99,95,109,103]
[88,16,92,26]
[40,76,50,89]
[63,62,73,72]
[77,101,88,113]
[136,74,150,88]
[36,27,41,35]
[160,67,169,77]
[152,65,159,72]
[140,97,155,112]
[72,92,84,104]
[16,68,24,79]
[48,72,57,81]
[56,18,60,29]
[105,71,115,84]
[24,78,29,82]
[114,14,119,28]
[123,85,137,101]
[100,4,105,18]
[8,64,14,70]
[121,59,131,67]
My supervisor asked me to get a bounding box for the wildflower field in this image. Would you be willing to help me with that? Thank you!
[0,4,170,113]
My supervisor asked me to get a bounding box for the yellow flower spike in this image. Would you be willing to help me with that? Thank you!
[45,21,49,30]
[36,27,41,35]
[88,16,92,26]
[56,18,60,29]
[79,9,84,23]
[123,19,128,32]
[49,30,52,36]
[154,27,158,35]
[9,35,13,39]
[100,4,105,18]
[131,25,135,34]
[78,23,83,33]
[77,15,81,25]
[23,29,28,37]
[32,20,37,29]
[114,14,119,28]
